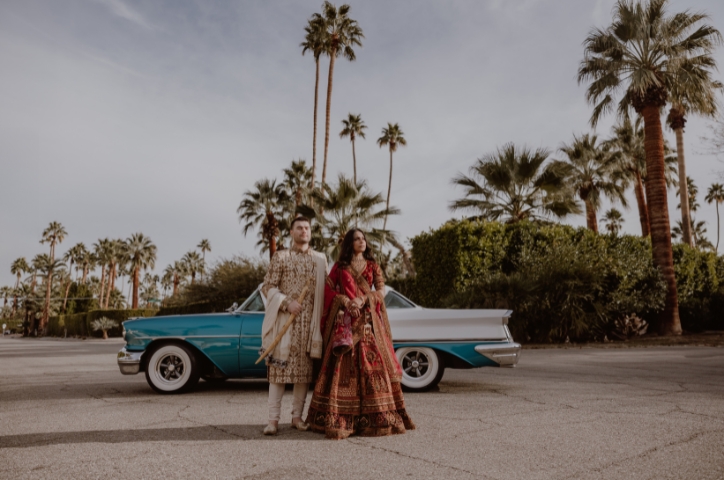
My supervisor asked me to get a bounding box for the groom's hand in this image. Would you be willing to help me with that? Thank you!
[287,300,302,315]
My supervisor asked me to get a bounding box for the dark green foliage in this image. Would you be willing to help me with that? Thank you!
[159,256,266,317]
[64,282,98,315]
[673,245,723,332]
[47,309,155,337]
[404,220,667,342]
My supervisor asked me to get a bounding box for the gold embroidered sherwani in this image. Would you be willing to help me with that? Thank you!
[261,246,326,384]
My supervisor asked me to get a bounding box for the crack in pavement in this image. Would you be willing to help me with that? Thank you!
[346,437,488,479]
[176,404,251,440]
[559,427,724,480]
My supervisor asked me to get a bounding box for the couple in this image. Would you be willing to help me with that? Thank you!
[259,216,415,439]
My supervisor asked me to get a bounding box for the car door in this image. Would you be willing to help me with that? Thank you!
[238,289,268,377]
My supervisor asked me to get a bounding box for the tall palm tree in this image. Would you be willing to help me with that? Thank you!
[450,143,580,223]
[577,0,712,335]
[377,123,407,231]
[104,239,126,309]
[197,239,211,282]
[705,183,724,252]
[603,208,625,235]
[40,221,67,262]
[238,179,290,260]
[676,177,700,214]
[93,239,111,307]
[559,133,627,233]
[666,29,723,246]
[1,286,12,316]
[126,233,157,309]
[38,257,66,333]
[298,174,398,261]
[30,254,48,295]
[313,2,364,189]
[164,262,185,297]
[301,16,328,186]
[182,251,204,285]
[10,257,29,317]
[340,113,367,184]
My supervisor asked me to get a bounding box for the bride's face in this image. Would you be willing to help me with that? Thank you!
[352,231,366,254]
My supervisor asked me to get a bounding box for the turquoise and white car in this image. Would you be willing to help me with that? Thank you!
[118,287,521,394]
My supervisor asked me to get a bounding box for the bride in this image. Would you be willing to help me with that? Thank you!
[305,229,415,439]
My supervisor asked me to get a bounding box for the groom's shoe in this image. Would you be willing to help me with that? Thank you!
[263,424,278,436]
[292,420,310,431]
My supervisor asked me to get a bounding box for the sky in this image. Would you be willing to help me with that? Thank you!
[1,0,724,289]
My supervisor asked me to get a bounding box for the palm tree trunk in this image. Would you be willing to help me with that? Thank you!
[384,149,393,231]
[269,235,277,261]
[312,56,320,188]
[105,263,115,309]
[12,276,20,317]
[322,50,337,189]
[132,266,140,309]
[584,198,598,233]
[351,136,357,185]
[41,270,52,334]
[82,264,88,284]
[62,279,72,312]
[99,265,106,307]
[716,202,720,253]
[674,126,693,246]
[642,105,681,336]
[633,170,650,237]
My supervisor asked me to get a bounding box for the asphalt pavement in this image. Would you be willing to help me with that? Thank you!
[1,336,723,480]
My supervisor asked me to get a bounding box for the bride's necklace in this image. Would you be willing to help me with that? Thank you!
[351,254,366,273]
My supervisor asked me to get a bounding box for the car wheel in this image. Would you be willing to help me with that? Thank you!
[144,343,200,394]
[395,347,445,392]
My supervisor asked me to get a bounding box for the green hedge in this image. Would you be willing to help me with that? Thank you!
[47,309,156,338]
[156,300,232,317]
[396,220,724,341]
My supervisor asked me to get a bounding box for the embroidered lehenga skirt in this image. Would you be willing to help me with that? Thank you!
[306,314,415,439]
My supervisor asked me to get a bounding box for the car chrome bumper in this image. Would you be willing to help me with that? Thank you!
[474,343,521,367]
[117,347,144,375]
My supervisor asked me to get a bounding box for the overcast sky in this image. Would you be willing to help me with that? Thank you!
[1,0,723,288]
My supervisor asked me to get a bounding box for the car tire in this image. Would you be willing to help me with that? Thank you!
[395,346,445,392]
[144,343,200,394]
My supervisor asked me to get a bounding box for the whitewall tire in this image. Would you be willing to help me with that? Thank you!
[395,346,445,392]
[145,343,200,394]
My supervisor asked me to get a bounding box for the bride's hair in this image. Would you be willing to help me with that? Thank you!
[337,229,376,267]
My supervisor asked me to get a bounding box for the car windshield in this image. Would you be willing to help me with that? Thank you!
[237,287,417,312]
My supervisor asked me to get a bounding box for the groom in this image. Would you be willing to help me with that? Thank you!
[259,216,327,435]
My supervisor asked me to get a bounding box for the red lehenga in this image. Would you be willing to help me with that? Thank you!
[305,260,415,439]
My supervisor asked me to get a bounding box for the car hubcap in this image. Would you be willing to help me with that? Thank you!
[403,351,429,378]
[158,354,185,382]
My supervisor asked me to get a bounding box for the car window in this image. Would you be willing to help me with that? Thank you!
[240,291,265,312]
[385,291,415,309]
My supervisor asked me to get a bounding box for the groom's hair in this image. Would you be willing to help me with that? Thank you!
[290,216,311,229]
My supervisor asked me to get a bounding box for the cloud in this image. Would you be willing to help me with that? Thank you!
[93,0,155,30]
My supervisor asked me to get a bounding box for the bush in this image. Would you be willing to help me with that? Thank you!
[673,245,722,332]
[47,309,155,338]
[407,220,667,343]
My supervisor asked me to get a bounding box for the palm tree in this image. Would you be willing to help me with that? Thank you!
[38,257,66,333]
[577,0,712,335]
[705,183,724,252]
[197,239,211,282]
[104,239,126,309]
[164,262,185,297]
[340,113,367,184]
[282,159,313,208]
[559,133,627,233]
[450,143,580,223]
[666,27,723,246]
[301,16,328,186]
[182,251,204,285]
[126,233,157,309]
[377,123,407,231]
[29,254,48,295]
[10,257,29,317]
[40,221,67,262]
[238,178,290,260]
[298,174,399,261]
[676,177,700,214]
[0,286,12,316]
[93,239,111,307]
[313,2,364,188]
[603,208,625,235]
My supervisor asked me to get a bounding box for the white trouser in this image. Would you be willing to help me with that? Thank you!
[268,382,308,423]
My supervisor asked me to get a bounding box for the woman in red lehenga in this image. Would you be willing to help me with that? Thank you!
[306,229,415,439]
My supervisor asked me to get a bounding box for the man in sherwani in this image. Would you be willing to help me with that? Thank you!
[260,216,327,435]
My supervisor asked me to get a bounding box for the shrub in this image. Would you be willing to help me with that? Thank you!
[47,309,155,338]
[673,245,722,332]
[91,317,119,339]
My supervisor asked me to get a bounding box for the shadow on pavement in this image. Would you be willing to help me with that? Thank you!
[0,424,325,448]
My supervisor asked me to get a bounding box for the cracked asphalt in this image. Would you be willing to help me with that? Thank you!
[1,336,723,480]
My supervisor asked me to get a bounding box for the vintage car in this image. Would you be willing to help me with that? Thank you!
[117,287,521,394]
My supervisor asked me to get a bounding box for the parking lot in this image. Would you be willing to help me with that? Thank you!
[1,336,723,479]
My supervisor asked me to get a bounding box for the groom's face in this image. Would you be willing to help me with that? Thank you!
[291,221,311,244]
